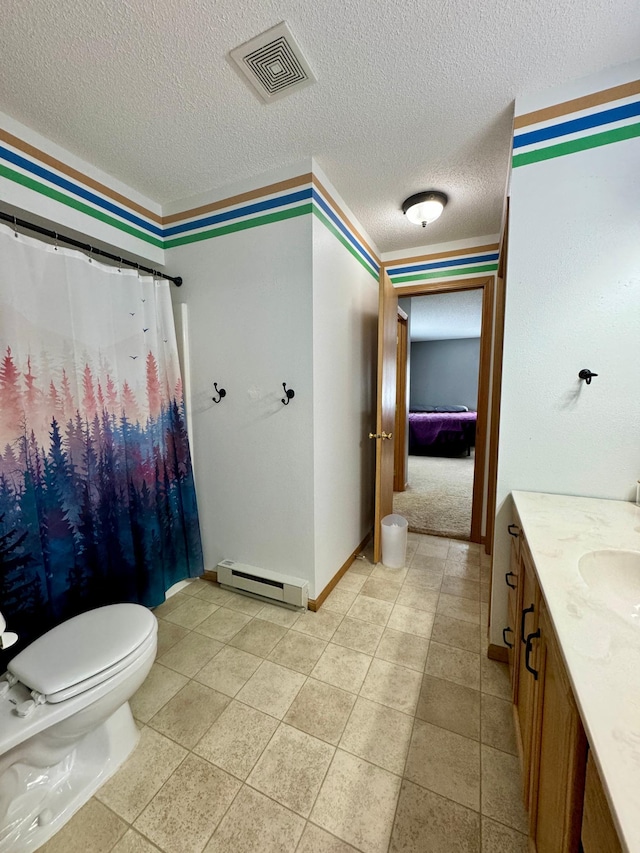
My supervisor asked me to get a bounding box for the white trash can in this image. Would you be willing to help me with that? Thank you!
[381,513,409,569]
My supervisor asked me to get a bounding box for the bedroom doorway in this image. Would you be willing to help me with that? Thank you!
[390,276,494,543]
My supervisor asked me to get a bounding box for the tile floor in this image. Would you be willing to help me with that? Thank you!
[41,533,529,853]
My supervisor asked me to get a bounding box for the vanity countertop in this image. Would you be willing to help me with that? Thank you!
[512,490,640,853]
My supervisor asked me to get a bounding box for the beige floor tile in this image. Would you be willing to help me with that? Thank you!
[152,591,191,619]
[405,719,480,811]
[311,750,402,853]
[195,645,262,697]
[346,594,393,626]
[194,607,252,642]
[481,817,529,852]
[134,753,241,852]
[181,578,214,597]
[296,823,359,853]
[340,696,413,774]
[395,585,440,613]
[480,655,511,699]
[441,576,480,601]
[403,568,444,590]
[387,604,435,638]
[228,618,287,656]
[443,560,481,581]
[130,663,189,723]
[236,659,306,718]
[331,616,384,655]
[155,619,190,657]
[416,674,480,740]
[203,785,304,853]
[323,586,358,614]
[409,553,447,573]
[111,829,162,852]
[337,571,367,592]
[222,591,265,617]
[360,657,422,714]
[481,693,517,754]
[247,723,335,816]
[194,699,279,779]
[40,798,127,853]
[311,642,372,693]
[374,628,429,672]
[359,576,402,603]
[293,608,343,640]
[370,564,409,584]
[158,632,224,678]
[431,614,481,653]
[348,558,374,576]
[447,542,481,564]
[96,727,186,822]
[267,630,327,674]
[255,602,302,628]
[389,779,481,853]
[149,681,229,748]
[162,596,219,629]
[480,583,490,603]
[283,677,356,745]
[437,593,481,624]
[425,642,480,690]
[194,584,236,605]
[415,537,449,559]
[480,745,528,833]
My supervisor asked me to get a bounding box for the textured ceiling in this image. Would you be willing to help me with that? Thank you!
[1,0,638,253]
[404,291,483,341]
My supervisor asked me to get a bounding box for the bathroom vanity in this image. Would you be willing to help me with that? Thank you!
[504,491,640,853]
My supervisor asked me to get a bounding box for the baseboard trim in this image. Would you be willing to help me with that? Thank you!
[308,531,372,612]
[202,569,218,584]
[487,643,509,663]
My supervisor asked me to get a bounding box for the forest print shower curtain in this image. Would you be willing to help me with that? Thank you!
[0,224,203,661]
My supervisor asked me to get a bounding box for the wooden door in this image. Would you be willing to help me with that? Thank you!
[393,312,408,492]
[372,268,398,563]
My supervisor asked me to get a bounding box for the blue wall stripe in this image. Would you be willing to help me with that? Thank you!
[311,188,379,273]
[513,101,640,149]
[0,145,163,237]
[388,252,499,276]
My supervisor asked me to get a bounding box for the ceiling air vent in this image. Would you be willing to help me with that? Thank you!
[229,22,317,103]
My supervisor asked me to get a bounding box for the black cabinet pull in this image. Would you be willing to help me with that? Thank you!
[503,627,514,649]
[505,571,517,589]
[508,524,519,537]
[525,628,540,679]
[521,604,534,645]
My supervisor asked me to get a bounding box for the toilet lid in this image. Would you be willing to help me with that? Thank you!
[8,603,157,700]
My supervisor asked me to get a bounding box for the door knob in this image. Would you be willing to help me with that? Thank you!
[369,432,381,439]
[381,431,393,440]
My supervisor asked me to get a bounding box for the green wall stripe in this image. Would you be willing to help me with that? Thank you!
[512,121,640,168]
[0,163,163,249]
[164,204,313,248]
[311,207,378,279]
[390,263,498,284]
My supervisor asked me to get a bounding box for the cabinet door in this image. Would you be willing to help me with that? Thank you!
[506,523,522,701]
[582,751,622,853]
[533,604,587,853]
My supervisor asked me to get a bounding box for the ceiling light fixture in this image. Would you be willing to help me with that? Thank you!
[402,191,448,227]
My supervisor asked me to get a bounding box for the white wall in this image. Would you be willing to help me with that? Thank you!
[491,62,640,646]
[168,215,317,590]
[311,215,378,594]
[410,338,480,411]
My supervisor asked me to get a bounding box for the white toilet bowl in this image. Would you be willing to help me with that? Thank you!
[0,603,157,853]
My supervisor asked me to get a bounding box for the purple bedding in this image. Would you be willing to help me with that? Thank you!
[408,411,477,454]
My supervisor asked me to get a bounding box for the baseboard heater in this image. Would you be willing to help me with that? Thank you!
[216,560,309,609]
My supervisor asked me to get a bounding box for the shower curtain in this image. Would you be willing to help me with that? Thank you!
[0,224,203,659]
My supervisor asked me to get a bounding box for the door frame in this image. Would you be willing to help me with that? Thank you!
[393,309,409,492]
[393,275,495,544]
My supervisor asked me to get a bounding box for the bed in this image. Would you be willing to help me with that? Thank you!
[408,408,477,457]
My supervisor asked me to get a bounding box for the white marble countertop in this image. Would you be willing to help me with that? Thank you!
[512,491,640,853]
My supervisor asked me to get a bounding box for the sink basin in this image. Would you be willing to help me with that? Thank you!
[578,549,640,623]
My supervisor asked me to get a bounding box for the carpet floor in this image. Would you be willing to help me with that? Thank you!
[392,452,474,540]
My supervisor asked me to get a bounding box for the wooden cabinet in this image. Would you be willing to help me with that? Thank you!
[581,752,623,853]
[505,520,522,700]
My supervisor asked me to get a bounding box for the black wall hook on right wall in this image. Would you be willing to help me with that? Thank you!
[281,383,295,405]
[578,369,598,385]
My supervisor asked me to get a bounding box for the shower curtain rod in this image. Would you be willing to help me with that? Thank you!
[0,211,183,286]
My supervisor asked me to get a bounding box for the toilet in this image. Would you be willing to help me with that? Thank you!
[0,603,157,853]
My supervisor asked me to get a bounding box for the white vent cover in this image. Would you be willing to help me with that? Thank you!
[229,22,317,103]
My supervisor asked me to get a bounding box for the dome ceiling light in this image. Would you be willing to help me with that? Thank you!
[402,191,448,227]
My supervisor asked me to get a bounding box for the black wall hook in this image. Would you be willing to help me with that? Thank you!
[578,369,598,385]
[212,383,227,403]
[281,383,295,405]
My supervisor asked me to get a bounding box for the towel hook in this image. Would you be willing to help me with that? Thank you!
[578,369,598,385]
[212,382,227,403]
[281,382,295,405]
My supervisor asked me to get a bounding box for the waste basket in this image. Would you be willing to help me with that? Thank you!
[381,513,408,569]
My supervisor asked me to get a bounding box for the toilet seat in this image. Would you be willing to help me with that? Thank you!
[8,604,156,704]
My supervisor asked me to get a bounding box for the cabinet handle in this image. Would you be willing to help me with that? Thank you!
[505,571,517,589]
[508,524,519,537]
[525,628,540,679]
[502,627,514,649]
[521,604,534,645]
